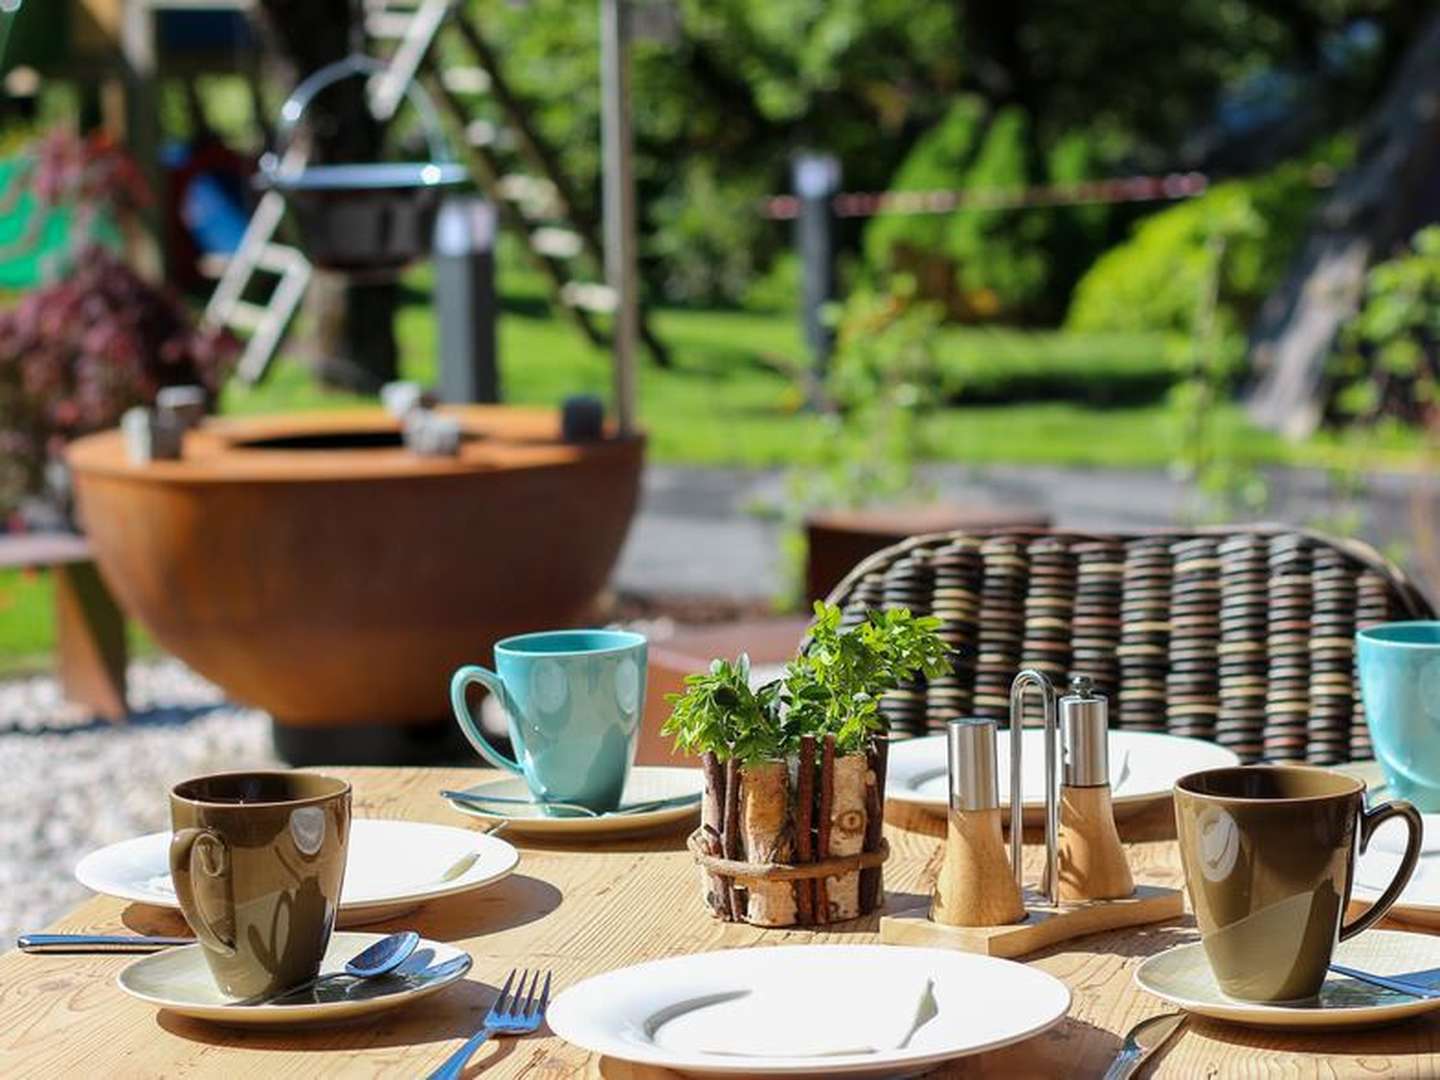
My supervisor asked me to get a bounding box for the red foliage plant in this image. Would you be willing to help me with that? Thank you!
[0,247,238,512]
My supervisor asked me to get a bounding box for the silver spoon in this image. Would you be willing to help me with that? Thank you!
[439,789,697,818]
[230,929,421,1007]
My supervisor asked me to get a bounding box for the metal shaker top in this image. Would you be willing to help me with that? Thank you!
[1060,676,1110,787]
[946,718,1000,811]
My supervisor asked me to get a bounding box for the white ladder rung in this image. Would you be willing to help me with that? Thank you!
[440,66,491,95]
[531,227,582,259]
[465,119,496,147]
[370,0,453,122]
[561,282,618,313]
[496,174,554,201]
[253,244,306,276]
[225,300,271,333]
[365,11,413,39]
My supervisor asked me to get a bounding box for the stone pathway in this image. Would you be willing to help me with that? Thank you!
[0,661,278,951]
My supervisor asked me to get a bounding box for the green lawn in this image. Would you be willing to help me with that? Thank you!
[222,264,1420,472]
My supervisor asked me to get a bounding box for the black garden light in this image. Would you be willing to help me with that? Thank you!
[257,54,466,272]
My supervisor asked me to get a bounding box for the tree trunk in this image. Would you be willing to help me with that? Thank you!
[739,760,796,927]
[822,753,868,921]
[254,0,398,390]
[1245,11,1440,438]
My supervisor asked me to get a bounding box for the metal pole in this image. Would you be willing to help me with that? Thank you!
[434,196,500,404]
[600,0,638,437]
[793,152,840,405]
[120,0,162,271]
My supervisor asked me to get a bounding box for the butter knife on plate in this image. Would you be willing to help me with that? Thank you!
[1103,1012,1185,1079]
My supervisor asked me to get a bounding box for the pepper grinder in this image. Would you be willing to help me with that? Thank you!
[1057,676,1134,901]
[930,718,1026,927]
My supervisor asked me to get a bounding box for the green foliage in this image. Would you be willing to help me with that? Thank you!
[1329,225,1440,426]
[864,100,1108,321]
[777,282,946,606]
[661,601,952,761]
[660,653,788,764]
[1065,151,1342,349]
[797,280,947,511]
[648,160,776,306]
[782,603,952,753]
[471,0,1408,309]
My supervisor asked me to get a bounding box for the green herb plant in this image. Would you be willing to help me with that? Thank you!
[661,601,952,763]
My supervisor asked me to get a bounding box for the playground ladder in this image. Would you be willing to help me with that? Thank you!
[202,146,312,385]
[364,0,669,365]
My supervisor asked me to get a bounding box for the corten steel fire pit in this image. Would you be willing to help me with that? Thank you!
[67,407,643,762]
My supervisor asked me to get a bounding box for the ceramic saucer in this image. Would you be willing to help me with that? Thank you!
[1135,929,1440,1029]
[76,819,519,925]
[117,932,471,1026]
[443,765,702,837]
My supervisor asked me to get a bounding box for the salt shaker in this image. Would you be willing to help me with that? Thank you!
[930,718,1025,927]
[1057,676,1134,901]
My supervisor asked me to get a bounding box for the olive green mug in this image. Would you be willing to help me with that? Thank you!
[169,771,352,998]
[1173,765,1422,1003]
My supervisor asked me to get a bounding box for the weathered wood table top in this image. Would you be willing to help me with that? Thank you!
[4,766,1438,1077]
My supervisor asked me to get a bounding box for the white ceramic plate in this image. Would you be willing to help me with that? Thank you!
[886,729,1239,821]
[76,819,519,925]
[443,765,703,837]
[546,944,1070,1076]
[1353,811,1440,928]
[117,931,470,1026]
[1135,929,1440,1029]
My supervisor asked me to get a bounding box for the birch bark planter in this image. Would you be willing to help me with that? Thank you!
[688,735,891,928]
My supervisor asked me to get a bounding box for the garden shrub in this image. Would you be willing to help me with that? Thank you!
[863,98,1114,323]
[0,248,236,516]
[1327,224,1440,426]
[647,159,778,306]
[1064,153,1335,352]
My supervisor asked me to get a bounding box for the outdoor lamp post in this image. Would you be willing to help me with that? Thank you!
[600,0,638,437]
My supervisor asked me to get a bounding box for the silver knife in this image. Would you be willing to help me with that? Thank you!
[1103,1012,1185,1079]
[18,933,193,954]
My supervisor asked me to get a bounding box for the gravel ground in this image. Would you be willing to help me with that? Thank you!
[0,660,280,952]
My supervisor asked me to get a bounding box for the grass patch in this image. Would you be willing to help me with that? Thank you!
[0,568,55,677]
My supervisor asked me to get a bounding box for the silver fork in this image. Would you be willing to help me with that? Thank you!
[427,967,551,1080]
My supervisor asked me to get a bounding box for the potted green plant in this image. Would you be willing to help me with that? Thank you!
[663,601,951,927]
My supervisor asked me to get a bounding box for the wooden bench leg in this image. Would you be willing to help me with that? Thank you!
[53,562,128,722]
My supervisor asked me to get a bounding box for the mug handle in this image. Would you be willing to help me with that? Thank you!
[1340,798,1423,941]
[169,827,237,956]
[450,665,523,774]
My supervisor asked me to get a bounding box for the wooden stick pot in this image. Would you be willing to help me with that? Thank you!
[690,734,891,927]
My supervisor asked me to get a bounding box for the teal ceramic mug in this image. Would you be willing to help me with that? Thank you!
[1358,621,1440,811]
[451,629,647,812]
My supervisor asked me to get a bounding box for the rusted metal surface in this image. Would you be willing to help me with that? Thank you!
[68,406,644,729]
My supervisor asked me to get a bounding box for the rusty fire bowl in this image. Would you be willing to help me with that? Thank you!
[68,407,643,741]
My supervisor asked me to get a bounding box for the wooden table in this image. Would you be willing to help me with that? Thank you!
[5,766,1440,1077]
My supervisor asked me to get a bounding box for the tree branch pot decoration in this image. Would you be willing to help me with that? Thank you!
[665,602,952,928]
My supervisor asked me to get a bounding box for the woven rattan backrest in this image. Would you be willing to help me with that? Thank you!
[822,524,1434,764]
